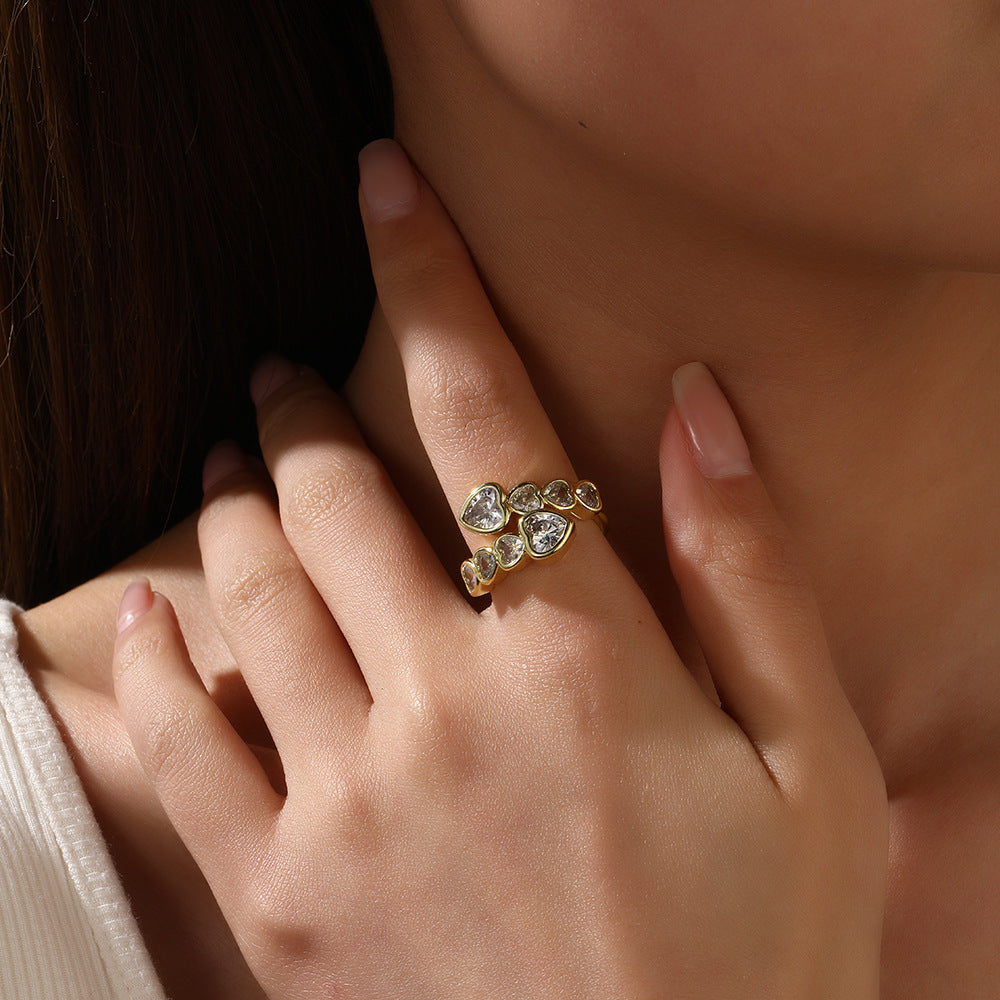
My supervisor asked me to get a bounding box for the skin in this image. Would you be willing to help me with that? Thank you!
[365,6,1000,988]
[110,164,887,999]
[12,0,1000,995]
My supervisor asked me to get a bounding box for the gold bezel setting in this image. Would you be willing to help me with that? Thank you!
[520,510,573,559]
[457,477,605,595]
[460,560,479,595]
[473,547,499,584]
[495,533,526,570]
[459,483,510,534]
[573,480,602,515]
[541,479,575,510]
[508,482,544,515]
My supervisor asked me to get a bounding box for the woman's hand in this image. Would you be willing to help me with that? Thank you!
[112,140,888,1000]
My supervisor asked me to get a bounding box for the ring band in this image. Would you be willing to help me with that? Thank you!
[458,479,605,596]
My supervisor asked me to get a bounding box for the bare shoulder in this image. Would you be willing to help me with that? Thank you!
[16,512,213,690]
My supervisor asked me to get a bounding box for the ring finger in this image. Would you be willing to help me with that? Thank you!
[248,369,476,700]
[198,442,370,769]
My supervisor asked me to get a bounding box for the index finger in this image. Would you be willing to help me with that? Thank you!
[358,140,609,604]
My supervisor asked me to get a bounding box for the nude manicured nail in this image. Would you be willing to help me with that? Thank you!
[117,578,153,634]
[672,362,753,479]
[358,139,419,222]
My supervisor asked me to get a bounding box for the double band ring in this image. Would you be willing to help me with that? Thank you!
[458,479,605,596]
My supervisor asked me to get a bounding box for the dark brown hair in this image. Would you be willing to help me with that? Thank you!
[0,0,392,607]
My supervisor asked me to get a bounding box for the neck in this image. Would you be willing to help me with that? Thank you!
[348,4,1000,794]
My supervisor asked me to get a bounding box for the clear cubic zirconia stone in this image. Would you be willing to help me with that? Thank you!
[522,511,569,556]
[574,481,601,510]
[473,548,498,582]
[495,533,525,569]
[461,561,479,593]
[461,485,507,533]
[509,483,543,514]
[542,480,574,509]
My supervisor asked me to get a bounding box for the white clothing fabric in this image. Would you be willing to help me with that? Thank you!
[0,599,167,1000]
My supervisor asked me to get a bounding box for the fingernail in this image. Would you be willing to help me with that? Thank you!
[202,440,247,492]
[117,579,153,634]
[672,362,753,479]
[358,139,419,222]
[250,353,299,406]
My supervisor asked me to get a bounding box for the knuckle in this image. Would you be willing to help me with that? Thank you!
[374,680,479,782]
[380,235,470,306]
[510,617,625,738]
[406,682,466,756]
[217,552,302,631]
[282,454,388,539]
[415,350,526,450]
[331,778,381,848]
[242,866,313,956]
[140,700,206,788]
[678,508,808,596]
[114,626,172,685]
[313,766,385,862]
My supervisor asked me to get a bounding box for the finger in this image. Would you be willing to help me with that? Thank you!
[198,442,371,767]
[112,580,279,900]
[247,361,475,693]
[660,363,867,779]
[357,140,609,603]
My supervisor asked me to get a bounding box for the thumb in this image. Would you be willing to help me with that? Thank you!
[660,362,869,782]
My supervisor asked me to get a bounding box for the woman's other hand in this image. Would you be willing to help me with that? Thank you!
[112,140,888,1000]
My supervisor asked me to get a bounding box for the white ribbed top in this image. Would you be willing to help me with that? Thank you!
[0,600,167,1000]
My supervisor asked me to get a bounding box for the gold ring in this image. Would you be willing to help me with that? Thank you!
[458,479,605,596]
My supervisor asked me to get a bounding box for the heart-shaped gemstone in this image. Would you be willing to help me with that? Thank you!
[460,560,479,595]
[473,547,498,584]
[521,511,572,558]
[494,533,525,570]
[574,481,602,512]
[541,479,575,510]
[508,482,543,515]
[460,484,508,533]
